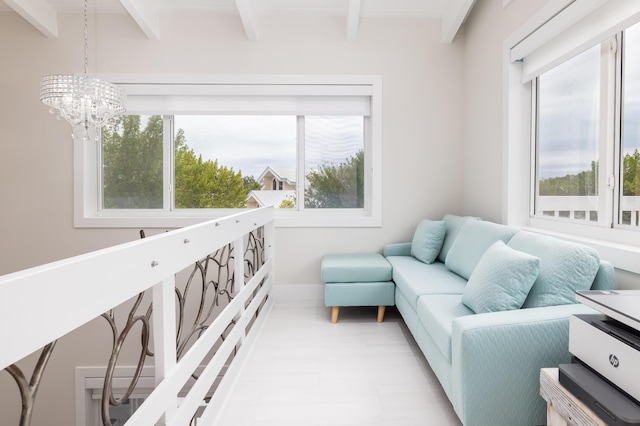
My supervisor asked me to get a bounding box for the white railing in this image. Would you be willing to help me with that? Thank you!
[536,196,640,225]
[0,207,275,425]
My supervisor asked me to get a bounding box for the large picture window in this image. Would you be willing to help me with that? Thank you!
[75,75,382,228]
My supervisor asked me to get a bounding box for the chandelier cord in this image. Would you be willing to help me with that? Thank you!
[83,0,89,76]
[39,0,126,137]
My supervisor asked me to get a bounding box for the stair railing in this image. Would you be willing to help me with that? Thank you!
[0,206,275,425]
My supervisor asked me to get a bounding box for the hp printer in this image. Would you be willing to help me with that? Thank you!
[559,290,640,425]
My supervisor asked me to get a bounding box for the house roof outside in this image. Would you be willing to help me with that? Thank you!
[247,190,295,208]
[258,166,297,186]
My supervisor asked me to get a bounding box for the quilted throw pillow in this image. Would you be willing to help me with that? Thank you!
[445,220,520,280]
[507,231,601,308]
[462,241,540,314]
[411,219,446,264]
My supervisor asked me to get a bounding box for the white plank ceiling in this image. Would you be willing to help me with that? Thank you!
[0,0,476,42]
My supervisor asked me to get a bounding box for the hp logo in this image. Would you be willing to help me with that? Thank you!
[609,354,620,368]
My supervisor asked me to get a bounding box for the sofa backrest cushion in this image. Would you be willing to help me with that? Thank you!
[437,214,481,263]
[445,220,520,280]
[411,219,446,264]
[591,260,616,291]
[507,231,601,307]
[462,241,540,313]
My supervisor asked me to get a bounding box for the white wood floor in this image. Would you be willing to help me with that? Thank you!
[215,302,462,426]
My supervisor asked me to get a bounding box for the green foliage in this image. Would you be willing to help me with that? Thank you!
[305,150,364,208]
[279,196,296,209]
[623,149,640,196]
[102,115,163,208]
[103,115,250,209]
[174,129,248,208]
[243,176,262,192]
[539,151,640,197]
[539,160,599,196]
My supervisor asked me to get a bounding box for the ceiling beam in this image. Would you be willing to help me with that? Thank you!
[347,0,361,42]
[119,0,160,40]
[4,0,58,38]
[235,0,259,41]
[441,0,476,43]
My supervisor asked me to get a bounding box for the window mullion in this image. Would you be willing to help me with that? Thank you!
[613,32,625,228]
[598,37,618,228]
[296,116,305,212]
[163,115,173,212]
[531,79,539,219]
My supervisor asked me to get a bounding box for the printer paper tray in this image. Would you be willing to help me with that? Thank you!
[559,363,640,426]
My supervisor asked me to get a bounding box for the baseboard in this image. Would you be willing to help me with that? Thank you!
[272,283,324,306]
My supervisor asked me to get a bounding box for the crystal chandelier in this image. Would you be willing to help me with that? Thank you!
[40,0,126,139]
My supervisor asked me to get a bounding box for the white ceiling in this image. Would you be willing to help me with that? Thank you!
[1,0,475,42]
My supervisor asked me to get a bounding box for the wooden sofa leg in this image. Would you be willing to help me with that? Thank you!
[377,306,386,323]
[331,306,339,324]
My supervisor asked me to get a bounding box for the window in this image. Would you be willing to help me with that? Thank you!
[532,22,640,233]
[506,2,640,274]
[75,75,382,228]
[535,45,601,222]
[622,23,640,226]
[304,116,364,208]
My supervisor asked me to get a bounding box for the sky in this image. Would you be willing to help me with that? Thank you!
[175,115,297,179]
[174,115,364,180]
[537,23,640,180]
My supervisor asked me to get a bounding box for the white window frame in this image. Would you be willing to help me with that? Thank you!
[504,1,640,275]
[532,40,616,228]
[74,74,382,228]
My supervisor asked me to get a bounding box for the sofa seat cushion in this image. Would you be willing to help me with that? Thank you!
[445,220,520,280]
[417,294,474,363]
[507,231,600,308]
[386,256,467,310]
[321,253,392,283]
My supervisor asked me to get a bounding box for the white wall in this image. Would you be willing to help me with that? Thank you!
[461,0,640,289]
[0,13,465,280]
[460,0,547,222]
[0,11,465,424]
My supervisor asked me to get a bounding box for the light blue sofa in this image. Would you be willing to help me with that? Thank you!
[383,215,616,426]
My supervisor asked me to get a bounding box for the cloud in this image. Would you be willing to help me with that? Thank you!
[173,115,364,179]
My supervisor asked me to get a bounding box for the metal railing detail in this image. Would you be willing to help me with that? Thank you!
[101,292,153,426]
[0,207,274,425]
[176,243,235,361]
[4,341,57,426]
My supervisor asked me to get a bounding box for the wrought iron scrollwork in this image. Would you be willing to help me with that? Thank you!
[99,232,252,424]
[176,243,235,361]
[2,225,267,426]
[3,341,57,426]
[100,292,153,426]
[245,226,265,282]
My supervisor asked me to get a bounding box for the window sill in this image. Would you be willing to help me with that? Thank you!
[523,217,640,275]
[74,210,382,229]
